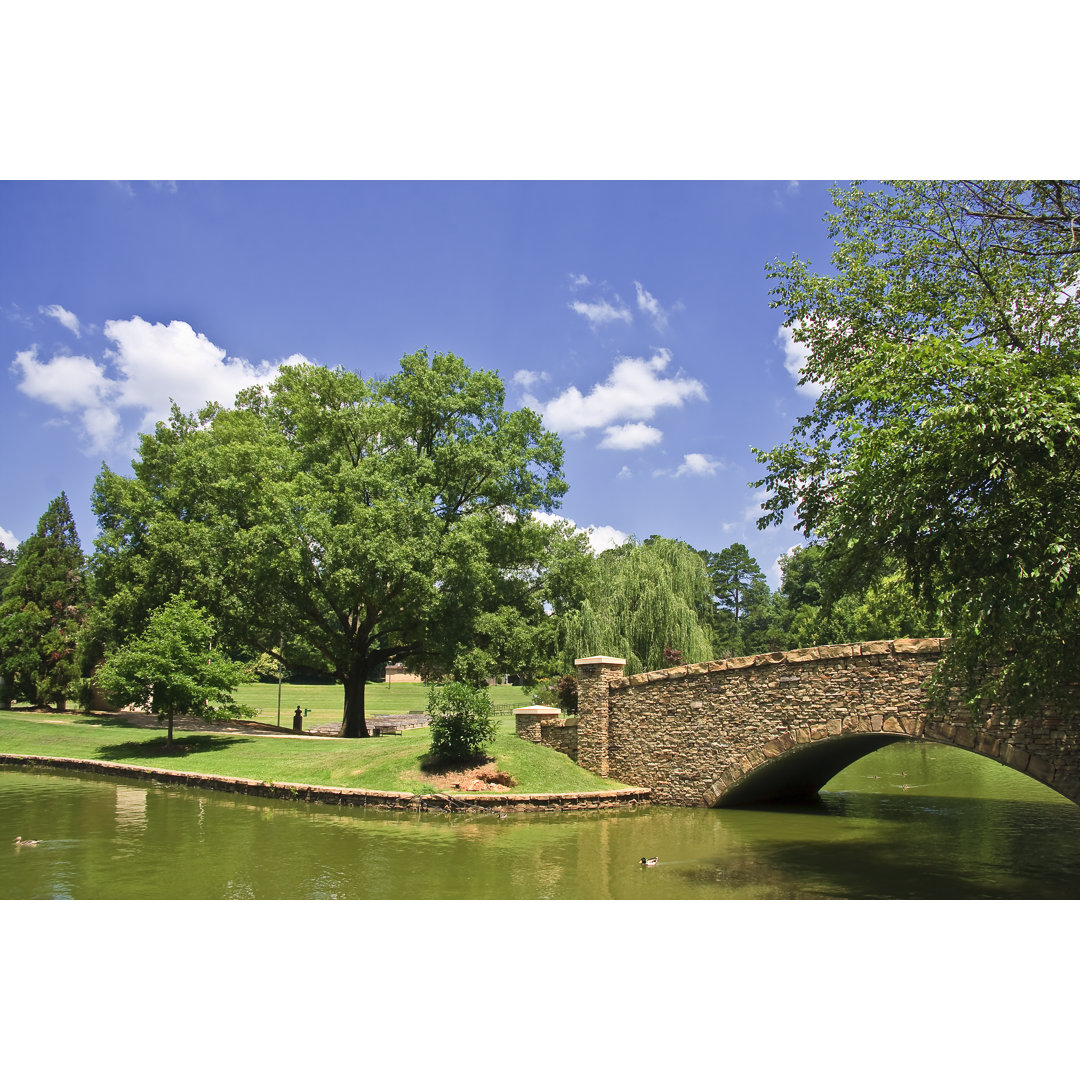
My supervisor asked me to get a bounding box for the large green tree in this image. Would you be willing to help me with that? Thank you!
[91,352,566,736]
[559,536,715,675]
[755,180,1080,713]
[0,493,88,709]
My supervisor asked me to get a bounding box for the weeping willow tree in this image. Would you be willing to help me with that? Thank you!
[559,537,715,675]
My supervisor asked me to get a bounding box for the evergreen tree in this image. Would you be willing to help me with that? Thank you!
[0,493,88,708]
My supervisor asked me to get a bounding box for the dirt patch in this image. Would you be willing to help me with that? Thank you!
[401,758,517,792]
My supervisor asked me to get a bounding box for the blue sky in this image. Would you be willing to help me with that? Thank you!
[1,180,838,586]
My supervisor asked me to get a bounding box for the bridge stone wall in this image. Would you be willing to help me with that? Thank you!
[570,641,1080,807]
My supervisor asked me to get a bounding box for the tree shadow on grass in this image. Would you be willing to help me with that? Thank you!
[419,751,492,776]
[72,713,153,729]
[95,734,252,760]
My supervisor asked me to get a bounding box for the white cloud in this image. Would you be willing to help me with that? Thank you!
[149,181,178,194]
[12,347,111,413]
[526,349,706,437]
[569,297,632,328]
[569,273,591,289]
[673,453,724,478]
[617,465,632,480]
[598,422,663,451]
[533,511,628,553]
[513,369,548,391]
[777,324,825,398]
[0,525,18,549]
[12,317,294,454]
[39,304,81,337]
[633,281,674,332]
[105,317,283,430]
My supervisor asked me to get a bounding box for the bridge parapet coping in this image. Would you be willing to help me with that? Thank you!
[607,638,947,689]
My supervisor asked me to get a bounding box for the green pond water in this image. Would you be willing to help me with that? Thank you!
[3,741,1079,899]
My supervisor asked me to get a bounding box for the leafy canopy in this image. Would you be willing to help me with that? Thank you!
[91,351,567,736]
[559,536,715,676]
[756,180,1080,713]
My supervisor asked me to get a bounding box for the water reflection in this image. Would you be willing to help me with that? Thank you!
[3,742,1079,900]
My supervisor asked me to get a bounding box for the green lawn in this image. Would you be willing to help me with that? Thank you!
[236,679,534,730]
[0,708,624,796]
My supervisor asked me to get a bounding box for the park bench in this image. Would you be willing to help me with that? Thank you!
[372,724,403,736]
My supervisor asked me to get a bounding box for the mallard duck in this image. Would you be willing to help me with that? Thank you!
[640,856,658,866]
[14,836,40,846]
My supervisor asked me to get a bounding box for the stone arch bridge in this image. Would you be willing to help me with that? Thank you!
[519,640,1080,807]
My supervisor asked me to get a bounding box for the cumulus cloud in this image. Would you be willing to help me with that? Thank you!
[598,422,663,451]
[569,273,591,289]
[0,525,18,549]
[11,317,294,454]
[777,324,825,398]
[569,297,633,328]
[533,511,629,553]
[672,453,724,478]
[525,349,706,438]
[39,304,81,337]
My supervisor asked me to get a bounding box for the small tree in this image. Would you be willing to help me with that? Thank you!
[427,680,496,763]
[96,594,253,747]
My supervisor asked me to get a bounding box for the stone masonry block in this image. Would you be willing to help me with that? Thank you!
[859,641,892,655]
[892,638,944,654]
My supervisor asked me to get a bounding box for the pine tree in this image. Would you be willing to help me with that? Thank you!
[0,493,88,709]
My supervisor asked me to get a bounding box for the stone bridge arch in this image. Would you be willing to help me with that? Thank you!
[571,641,1080,807]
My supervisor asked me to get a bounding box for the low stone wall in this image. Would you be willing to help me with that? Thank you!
[0,753,649,813]
[514,705,579,762]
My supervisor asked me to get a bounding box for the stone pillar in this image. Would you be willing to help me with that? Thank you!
[514,705,561,744]
[574,656,626,777]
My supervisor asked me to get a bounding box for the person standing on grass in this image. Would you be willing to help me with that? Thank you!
[293,706,303,732]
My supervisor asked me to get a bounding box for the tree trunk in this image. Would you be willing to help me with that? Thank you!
[166,710,174,747]
[341,660,370,738]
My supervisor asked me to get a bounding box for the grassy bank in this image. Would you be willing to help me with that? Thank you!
[235,680,532,729]
[0,709,623,796]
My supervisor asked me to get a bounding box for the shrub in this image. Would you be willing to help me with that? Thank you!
[555,674,578,715]
[427,681,496,762]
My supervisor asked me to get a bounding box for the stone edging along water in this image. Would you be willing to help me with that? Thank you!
[0,753,651,813]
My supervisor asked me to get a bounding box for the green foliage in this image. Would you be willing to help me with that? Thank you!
[90,351,567,737]
[559,537,714,675]
[756,180,1080,713]
[555,673,578,714]
[0,493,88,708]
[95,594,254,745]
[426,680,497,762]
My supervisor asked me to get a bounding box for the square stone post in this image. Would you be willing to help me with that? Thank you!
[574,656,626,777]
[514,705,561,744]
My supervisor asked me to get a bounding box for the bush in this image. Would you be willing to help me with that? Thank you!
[427,681,496,762]
[555,674,578,715]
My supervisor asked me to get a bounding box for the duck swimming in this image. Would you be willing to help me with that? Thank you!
[14,837,40,846]
[640,856,658,866]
